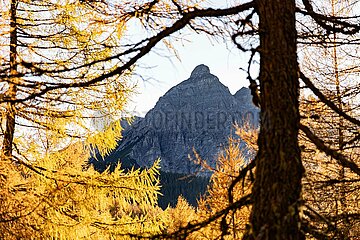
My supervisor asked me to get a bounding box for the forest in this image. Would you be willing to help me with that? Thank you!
[0,0,359,239]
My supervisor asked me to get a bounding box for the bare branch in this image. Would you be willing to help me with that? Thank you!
[300,72,360,127]
[2,2,255,103]
[300,124,360,176]
[299,0,360,34]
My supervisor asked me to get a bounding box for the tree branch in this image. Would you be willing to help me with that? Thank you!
[300,124,360,176]
[300,72,360,127]
[3,2,255,104]
[299,0,360,34]
[228,158,255,204]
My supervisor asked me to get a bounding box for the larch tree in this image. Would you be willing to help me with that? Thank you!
[0,0,164,238]
[245,1,304,239]
[192,133,255,240]
[1,0,360,239]
[0,0,134,160]
[247,1,360,237]
[298,0,360,238]
[113,1,359,239]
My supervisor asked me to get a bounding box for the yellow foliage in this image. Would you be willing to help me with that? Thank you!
[300,97,360,238]
[163,196,197,234]
[0,1,176,239]
[0,142,165,239]
[192,137,252,239]
[85,120,124,157]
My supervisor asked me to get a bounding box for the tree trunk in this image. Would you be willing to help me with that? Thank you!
[1,0,18,160]
[247,0,305,239]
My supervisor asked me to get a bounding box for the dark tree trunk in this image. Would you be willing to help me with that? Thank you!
[247,0,305,239]
[2,0,18,160]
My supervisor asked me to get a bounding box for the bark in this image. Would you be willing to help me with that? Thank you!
[1,0,18,160]
[246,0,305,239]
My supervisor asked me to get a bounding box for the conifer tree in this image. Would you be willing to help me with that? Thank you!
[298,2,360,237]
[193,136,253,240]
[0,0,359,239]
[0,0,131,161]
[0,1,165,238]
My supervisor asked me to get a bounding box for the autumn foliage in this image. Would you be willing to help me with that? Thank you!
[0,0,359,239]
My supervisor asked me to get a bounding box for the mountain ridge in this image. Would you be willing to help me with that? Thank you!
[91,64,259,176]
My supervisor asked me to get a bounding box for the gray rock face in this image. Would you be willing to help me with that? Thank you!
[101,65,259,175]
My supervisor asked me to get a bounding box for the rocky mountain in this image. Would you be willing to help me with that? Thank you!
[91,64,259,176]
[89,64,259,207]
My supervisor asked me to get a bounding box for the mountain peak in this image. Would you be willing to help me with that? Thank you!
[94,66,259,175]
[190,64,210,78]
